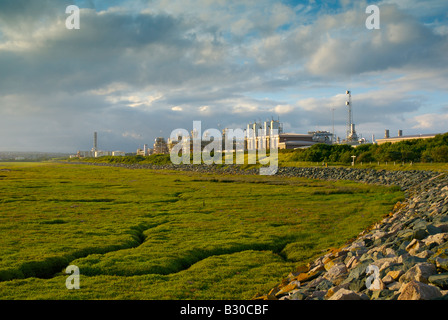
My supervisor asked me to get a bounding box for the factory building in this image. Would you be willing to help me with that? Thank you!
[278,133,314,149]
[376,130,438,145]
[153,137,169,154]
[166,119,333,153]
[246,119,283,150]
[76,150,94,158]
[338,91,367,146]
[94,150,112,157]
[167,131,216,154]
[137,144,151,156]
[245,119,333,150]
[74,132,125,158]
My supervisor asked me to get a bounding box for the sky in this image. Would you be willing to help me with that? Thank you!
[0,0,447,153]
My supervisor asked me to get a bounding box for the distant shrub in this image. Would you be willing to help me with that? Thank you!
[430,145,448,162]
[287,132,448,163]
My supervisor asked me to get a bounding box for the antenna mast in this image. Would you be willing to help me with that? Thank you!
[331,107,335,144]
[346,91,352,139]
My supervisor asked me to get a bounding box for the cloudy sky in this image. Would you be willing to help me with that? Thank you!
[0,0,447,153]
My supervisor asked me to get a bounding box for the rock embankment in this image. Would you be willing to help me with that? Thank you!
[68,161,437,191]
[276,167,437,192]
[257,172,448,300]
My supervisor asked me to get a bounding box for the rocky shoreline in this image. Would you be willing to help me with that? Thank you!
[67,161,448,300]
[258,170,448,300]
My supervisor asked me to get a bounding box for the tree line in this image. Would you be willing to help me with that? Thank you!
[286,132,448,164]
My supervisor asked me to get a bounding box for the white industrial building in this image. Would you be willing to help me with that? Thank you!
[167,119,333,153]
[245,119,283,150]
[74,132,125,158]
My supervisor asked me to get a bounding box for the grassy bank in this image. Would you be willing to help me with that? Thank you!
[0,163,403,299]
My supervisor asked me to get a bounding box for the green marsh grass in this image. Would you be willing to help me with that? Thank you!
[0,163,404,299]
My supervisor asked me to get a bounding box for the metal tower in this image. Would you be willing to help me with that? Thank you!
[345,90,358,142]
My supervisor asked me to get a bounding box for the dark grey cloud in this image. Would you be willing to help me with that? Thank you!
[303,5,448,76]
[0,8,196,94]
[0,0,447,152]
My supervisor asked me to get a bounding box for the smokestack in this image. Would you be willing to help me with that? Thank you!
[385,129,390,139]
[93,132,98,151]
[398,130,403,137]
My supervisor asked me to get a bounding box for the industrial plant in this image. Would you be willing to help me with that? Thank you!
[71,91,442,159]
[72,132,125,158]
[340,90,367,146]
[164,90,364,154]
[375,130,438,145]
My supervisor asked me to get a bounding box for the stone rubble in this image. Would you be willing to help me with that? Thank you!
[255,170,448,300]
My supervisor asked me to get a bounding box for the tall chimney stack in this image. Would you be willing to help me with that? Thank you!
[93,132,98,151]
[385,129,390,139]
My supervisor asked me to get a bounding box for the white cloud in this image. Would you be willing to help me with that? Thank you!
[295,95,347,113]
[231,103,259,114]
[104,92,164,109]
[273,104,294,114]
[122,131,143,140]
[412,113,448,131]
[379,0,448,19]
[88,83,130,96]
